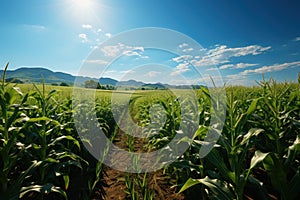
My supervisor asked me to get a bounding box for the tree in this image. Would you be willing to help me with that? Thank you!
[84,80,99,88]
[60,82,69,86]
[5,78,24,84]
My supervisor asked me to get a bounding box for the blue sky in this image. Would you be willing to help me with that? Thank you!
[0,0,299,85]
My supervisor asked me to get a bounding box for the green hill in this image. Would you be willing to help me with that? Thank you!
[0,67,117,86]
[0,67,202,89]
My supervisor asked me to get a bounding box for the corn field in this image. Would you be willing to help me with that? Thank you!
[1,63,300,199]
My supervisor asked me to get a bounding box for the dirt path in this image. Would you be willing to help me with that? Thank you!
[102,129,128,200]
[102,120,184,200]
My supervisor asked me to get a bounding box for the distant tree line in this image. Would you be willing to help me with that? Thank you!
[51,82,70,86]
[2,77,71,87]
[84,80,116,90]
[5,78,24,83]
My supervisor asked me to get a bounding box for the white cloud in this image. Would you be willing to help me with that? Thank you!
[132,46,144,51]
[90,45,98,49]
[84,59,109,65]
[191,45,271,67]
[82,24,93,29]
[236,63,258,69]
[145,71,161,77]
[220,63,258,70]
[23,24,46,31]
[123,51,140,56]
[172,55,193,63]
[178,42,194,52]
[220,64,234,70]
[212,61,300,86]
[171,63,190,76]
[101,43,145,57]
[123,47,144,57]
[78,33,88,43]
[105,33,112,38]
[179,43,188,48]
[294,37,300,41]
[78,24,115,46]
[240,61,300,75]
[123,46,144,57]
[182,47,194,52]
[171,44,270,68]
[101,45,121,57]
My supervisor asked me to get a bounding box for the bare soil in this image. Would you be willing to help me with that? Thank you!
[102,126,184,200]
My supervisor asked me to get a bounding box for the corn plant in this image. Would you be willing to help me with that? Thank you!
[250,78,300,200]
[0,63,43,199]
[72,97,120,199]
[2,61,299,199]
[178,86,271,199]
[18,82,84,199]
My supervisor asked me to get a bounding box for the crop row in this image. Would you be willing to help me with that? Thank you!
[1,62,299,199]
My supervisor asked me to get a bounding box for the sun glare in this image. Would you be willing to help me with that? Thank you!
[72,0,94,11]
[66,0,100,23]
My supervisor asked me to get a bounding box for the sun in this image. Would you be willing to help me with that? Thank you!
[72,0,94,11]
[66,0,100,22]
[62,0,110,29]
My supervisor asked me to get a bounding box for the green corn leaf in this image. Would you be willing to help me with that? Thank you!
[14,160,42,187]
[27,117,60,125]
[193,125,208,140]
[206,148,235,183]
[21,93,29,105]
[32,83,43,99]
[12,87,23,96]
[63,175,70,190]
[178,178,202,193]
[48,135,80,149]
[263,153,288,193]
[246,97,262,115]
[48,89,57,97]
[179,177,234,200]
[20,183,67,199]
[171,160,202,173]
[241,128,264,145]
[46,90,57,102]
[285,135,300,167]
[44,157,59,163]
[1,62,9,86]
[250,150,269,169]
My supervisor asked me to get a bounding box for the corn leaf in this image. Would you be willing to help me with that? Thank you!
[250,150,269,169]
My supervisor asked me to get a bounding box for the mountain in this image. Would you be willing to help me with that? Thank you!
[0,67,116,86]
[0,67,202,89]
[99,77,118,85]
[142,83,166,89]
[1,67,77,84]
[116,79,145,87]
